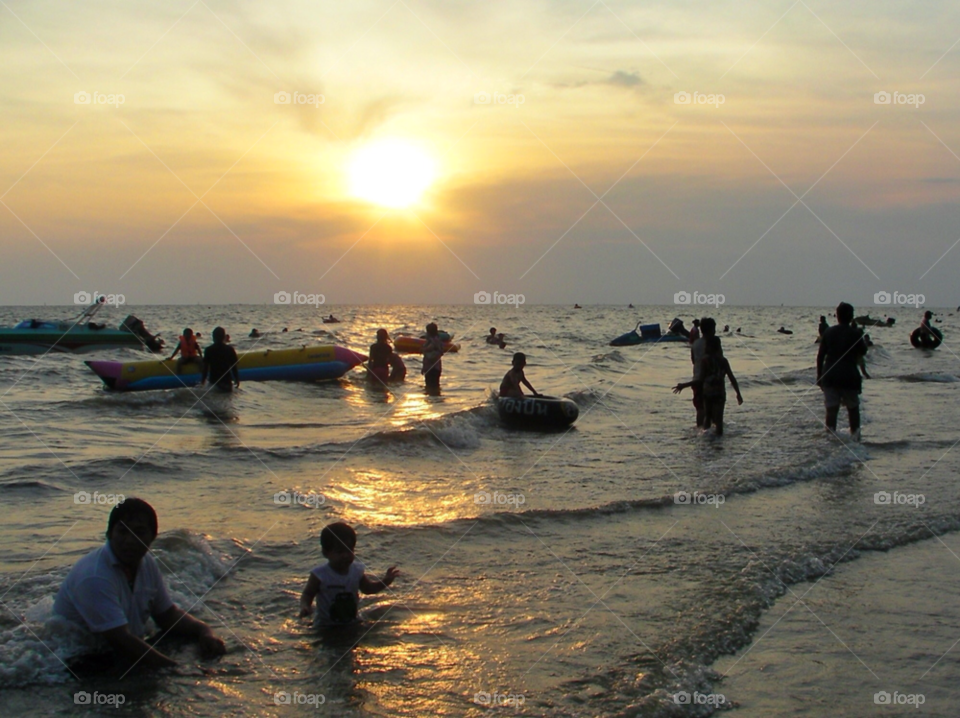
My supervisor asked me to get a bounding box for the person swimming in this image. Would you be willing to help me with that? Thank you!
[499,352,540,398]
[249,328,261,338]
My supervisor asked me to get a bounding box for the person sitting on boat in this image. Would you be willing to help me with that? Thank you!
[500,352,541,398]
[169,328,202,374]
[369,329,405,385]
[53,498,226,670]
[919,310,935,338]
[325,315,340,323]
[201,327,240,391]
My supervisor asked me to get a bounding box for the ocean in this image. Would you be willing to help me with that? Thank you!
[0,304,957,716]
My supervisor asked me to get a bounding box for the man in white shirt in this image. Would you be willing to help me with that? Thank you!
[54,498,225,669]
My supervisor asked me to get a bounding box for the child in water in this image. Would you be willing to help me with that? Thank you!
[674,336,743,436]
[299,522,399,628]
[500,352,540,398]
[169,327,201,374]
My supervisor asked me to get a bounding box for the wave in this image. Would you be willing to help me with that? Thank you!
[896,372,958,383]
[0,479,64,493]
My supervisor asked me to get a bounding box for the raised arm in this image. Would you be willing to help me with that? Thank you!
[359,567,400,595]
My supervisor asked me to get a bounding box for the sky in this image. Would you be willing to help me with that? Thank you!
[1,0,959,308]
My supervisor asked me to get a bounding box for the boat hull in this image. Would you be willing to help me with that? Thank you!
[609,331,688,347]
[498,395,579,431]
[0,327,148,356]
[85,345,367,391]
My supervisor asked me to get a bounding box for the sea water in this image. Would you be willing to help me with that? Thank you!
[0,304,957,716]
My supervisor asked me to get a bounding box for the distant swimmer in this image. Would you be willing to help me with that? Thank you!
[722,325,730,333]
[778,326,793,335]
[486,328,507,348]
[368,329,406,385]
[201,326,240,391]
[674,336,742,436]
[817,302,868,440]
[249,328,261,338]
[299,522,399,628]
[736,328,741,333]
[500,352,540,398]
[574,304,582,309]
[628,303,634,308]
[323,315,340,324]
[282,327,288,333]
[169,327,201,374]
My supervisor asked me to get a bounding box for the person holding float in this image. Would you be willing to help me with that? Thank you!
[499,353,540,398]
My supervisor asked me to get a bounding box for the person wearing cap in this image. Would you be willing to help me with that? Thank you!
[201,327,240,391]
[53,498,225,669]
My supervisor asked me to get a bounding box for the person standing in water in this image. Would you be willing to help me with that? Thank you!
[818,315,829,339]
[201,327,240,391]
[368,329,405,385]
[689,317,716,428]
[674,336,743,436]
[499,352,540,398]
[817,302,868,440]
[422,322,445,394]
[688,319,701,344]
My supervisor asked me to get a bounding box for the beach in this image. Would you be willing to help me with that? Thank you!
[0,303,957,716]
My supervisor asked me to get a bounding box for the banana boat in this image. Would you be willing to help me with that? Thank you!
[85,345,366,392]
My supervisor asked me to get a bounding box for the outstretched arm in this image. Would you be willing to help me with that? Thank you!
[521,377,539,396]
[360,567,400,595]
[153,605,226,658]
[299,574,320,617]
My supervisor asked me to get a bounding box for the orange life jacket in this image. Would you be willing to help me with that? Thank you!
[179,335,200,359]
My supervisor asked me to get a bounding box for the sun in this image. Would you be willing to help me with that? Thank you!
[348,139,436,209]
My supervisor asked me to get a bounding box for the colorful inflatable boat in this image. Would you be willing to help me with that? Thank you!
[498,395,579,431]
[85,345,366,392]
